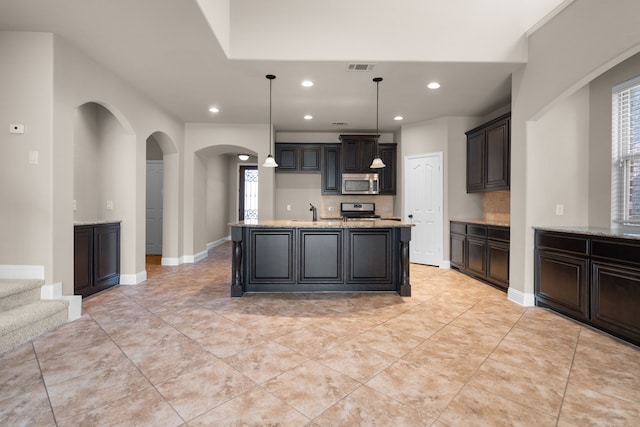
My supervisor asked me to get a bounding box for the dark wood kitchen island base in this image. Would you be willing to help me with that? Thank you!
[230,220,412,297]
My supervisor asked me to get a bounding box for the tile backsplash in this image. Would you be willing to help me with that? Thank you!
[483,190,510,222]
[320,195,395,218]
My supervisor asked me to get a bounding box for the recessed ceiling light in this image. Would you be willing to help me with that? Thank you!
[209,107,219,113]
[304,115,313,120]
[427,82,440,90]
[301,80,314,87]
[394,116,403,121]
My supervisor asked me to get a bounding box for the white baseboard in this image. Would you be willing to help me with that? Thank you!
[439,260,451,269]
[0,264,44,280]
[119,271,147,285]
[40,282,82,322]
[508,287,536,307]
[61,295,82,321]
[207,236,231,250]
[182,249,208,264]
[161,257,180,266]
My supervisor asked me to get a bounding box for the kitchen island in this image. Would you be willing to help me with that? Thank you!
[229,220,412,297]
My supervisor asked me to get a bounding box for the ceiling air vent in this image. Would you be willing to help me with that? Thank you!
[332,122,349,126]
[346,63,376,72]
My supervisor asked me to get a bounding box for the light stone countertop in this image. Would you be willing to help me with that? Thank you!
[450,218,510,228]
[74,220,122,226]
[533,225,640,241]
[229,219,412,228]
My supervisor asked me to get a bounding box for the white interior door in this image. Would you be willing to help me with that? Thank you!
[146,160,163,255]
[404,153,443,266]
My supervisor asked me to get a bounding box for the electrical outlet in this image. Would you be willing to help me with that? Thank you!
[73,200,77,211]
[28,151,38,164]
[286,205,291,211]
[555,204,564,216]
[106,200,113,211]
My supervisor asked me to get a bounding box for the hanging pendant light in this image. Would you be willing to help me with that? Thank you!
[370,77,386,169]
[263,74,278,168]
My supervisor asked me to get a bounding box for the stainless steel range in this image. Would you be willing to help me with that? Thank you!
[340,202,380,220]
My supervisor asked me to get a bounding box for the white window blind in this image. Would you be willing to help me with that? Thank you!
[612,76,640,225]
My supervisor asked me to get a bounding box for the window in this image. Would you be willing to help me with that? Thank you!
[612,76,640,225]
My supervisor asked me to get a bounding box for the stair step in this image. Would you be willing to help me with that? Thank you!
[0,279,44,312]
[0,300,69,354]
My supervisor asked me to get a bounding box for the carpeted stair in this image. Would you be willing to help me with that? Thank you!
[0,278,69,354]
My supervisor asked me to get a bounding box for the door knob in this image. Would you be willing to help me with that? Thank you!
[408,214,413,219]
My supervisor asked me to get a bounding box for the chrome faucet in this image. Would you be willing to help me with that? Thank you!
[309,203,318,221]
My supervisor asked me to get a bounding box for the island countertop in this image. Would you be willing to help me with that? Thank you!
[533,225,640,241]
[229,219,413,228]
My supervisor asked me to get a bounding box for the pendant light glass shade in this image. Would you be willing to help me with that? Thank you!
[238,153,250,161]
[263,74,278,168]
[370,77,386,169]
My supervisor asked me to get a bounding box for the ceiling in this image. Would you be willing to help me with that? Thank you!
[0,0,570,133]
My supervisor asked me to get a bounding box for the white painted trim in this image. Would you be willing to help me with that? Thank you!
[0,265,45,279]
[508,287,536,307]
[207,235,231,250]
[194,249,208,263]
[161,257,180,266]
[182,249,208,264]
[439,261,451,269]
[41,282,62,299]
[61,295,82,321]
[526,0,575,37]
[119,271,147,285]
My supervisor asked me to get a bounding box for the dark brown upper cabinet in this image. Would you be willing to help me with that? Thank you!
[340,135,376,173]
[466,113,510,193]
[275,144,321,173]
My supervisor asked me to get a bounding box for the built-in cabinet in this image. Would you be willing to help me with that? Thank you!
[74,222,121,298]
[275,144,321,173]
[276,139,397,195]
[321,144,342,194]
[450,221,510,291]
[535,229,640,346]
[466,113,510,193]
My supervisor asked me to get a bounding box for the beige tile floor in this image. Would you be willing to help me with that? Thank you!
[1,242,639,426]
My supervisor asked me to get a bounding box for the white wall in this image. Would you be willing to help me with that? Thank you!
[0,32,53,277]
[589,52,640,227]
[275,174,322,220]
[509,0,640,305]
[206,154,231,243]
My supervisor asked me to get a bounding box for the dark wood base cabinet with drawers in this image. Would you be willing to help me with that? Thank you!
[74,222,121,298]
[535,229,640,346]
[450,221,509,291]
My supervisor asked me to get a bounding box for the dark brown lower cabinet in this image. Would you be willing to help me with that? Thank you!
[74,222,120,298]
[449,221,509,291]
[534,229,640,346]
[232,225,410,295]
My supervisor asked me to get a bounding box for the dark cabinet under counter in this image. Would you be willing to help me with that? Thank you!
[534,228,640,346]
[74,222,120,298]
[230,220,411,296]
[449,221,510,291]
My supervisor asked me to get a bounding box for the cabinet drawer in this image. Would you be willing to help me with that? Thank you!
[536,231,589,256]
[467,225,487,238]
[591,239,640,267]
[487,227,510,242]
[450,222,466,235]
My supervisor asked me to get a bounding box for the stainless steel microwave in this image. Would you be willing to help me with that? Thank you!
[342,173,379,195]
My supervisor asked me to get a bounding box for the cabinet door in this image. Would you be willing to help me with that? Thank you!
[487,240,509,290]
[249,229,295,284]
[275,144,298,171]
[347,229,392,285]
[342,139,360,173]
[94,223,121,287]
[535,249,589,320]
[378,144,397,194]
[466,130,485,192]
[450,233,465,270]
[485,118,510,190]
[322,145,342,194]
[361,140,376,172]
[591,261,640,344]
[299,229,343,283]
[466,236,487,277]
[299,146,321,172]
[74,226,94,296]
